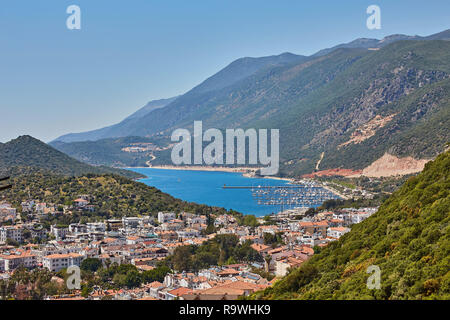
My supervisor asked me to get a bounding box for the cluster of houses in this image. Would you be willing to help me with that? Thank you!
[64,265,272,300]
[0,196,377,299]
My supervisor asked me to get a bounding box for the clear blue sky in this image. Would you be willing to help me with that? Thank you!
[1,0,449,142]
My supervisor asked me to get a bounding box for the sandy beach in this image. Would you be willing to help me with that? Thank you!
[147,164,258,173]
[128,162,296,183]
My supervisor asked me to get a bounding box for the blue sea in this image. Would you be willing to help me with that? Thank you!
[129,168,324,217]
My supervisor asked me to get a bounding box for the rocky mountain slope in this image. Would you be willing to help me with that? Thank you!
[52,30,450,177]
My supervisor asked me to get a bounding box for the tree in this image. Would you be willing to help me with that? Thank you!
[112,274,127,288]
[264,255,272,273]
[142,266,171,283]
[225,256,237,265]
[22,229,32,241]
[6,238,19,247]
[240,215,259,227]
[263,232,283,246]
[81,284,92,298]
[81,258,102,272]
[171,246,195,271]
[124,270,142,288]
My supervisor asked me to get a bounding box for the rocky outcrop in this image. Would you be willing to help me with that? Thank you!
[358,153,430,177]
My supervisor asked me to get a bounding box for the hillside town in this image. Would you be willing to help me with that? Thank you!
[0,195,377,300]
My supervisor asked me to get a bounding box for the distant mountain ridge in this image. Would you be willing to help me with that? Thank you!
[312,29,450,56]
[0,135,142,179]
[53,52,306,144]
[188,52,307,95]
[53,97,178,143]
[124,97,179,121]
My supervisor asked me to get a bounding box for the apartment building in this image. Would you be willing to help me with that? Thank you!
[0,226,23,244]
[42,253,84,272]
[0,250,37,271]
[157,212,175,224]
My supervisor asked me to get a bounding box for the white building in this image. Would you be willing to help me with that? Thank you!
[176,228,201,239]
[42,253,84,272]
[69,223,88,234]
[87,222,106,233]
[122,217,142,229]
[0,226,23,244]
[0,250,37,271]
[74,198,89,207]
[348,208,377,224]
[21,200,35,213]
[275,257,304,277]
[158,212,175,224]
[327,227,351,239]
[50,225,69,240]
[349,212,372,224]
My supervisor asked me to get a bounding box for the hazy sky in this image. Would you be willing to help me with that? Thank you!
[1,0,449,142]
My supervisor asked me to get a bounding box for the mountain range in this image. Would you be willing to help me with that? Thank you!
[53,53,306,143]
[312,29,450,56]
[51,29,450,177]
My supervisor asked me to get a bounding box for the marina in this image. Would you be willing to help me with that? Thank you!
[223,183,338,211]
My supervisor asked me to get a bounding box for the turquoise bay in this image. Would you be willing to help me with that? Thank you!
[129,168,294,217]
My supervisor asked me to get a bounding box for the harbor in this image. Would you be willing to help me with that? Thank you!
[222,182,339,212]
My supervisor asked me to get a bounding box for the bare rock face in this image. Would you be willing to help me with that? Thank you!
[361,152,430,177]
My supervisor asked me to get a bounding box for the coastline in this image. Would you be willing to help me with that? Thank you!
[145,164,259,173]
[126,164,295,183]
[125,165,344,205]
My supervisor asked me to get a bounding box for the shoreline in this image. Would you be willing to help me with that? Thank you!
[125,164,295,183]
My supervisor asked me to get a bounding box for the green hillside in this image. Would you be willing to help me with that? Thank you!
[0,136,143,179]
[276,40,450,174]
[50,136,164,168]
[3,170,236,224]
[251,150,450,300]
[1,136,246,224]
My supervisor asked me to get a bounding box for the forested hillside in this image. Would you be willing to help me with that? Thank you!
[3,169,239,224]
[251,150,450,299]
[50,136,164,168]
[0,136,142,179]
